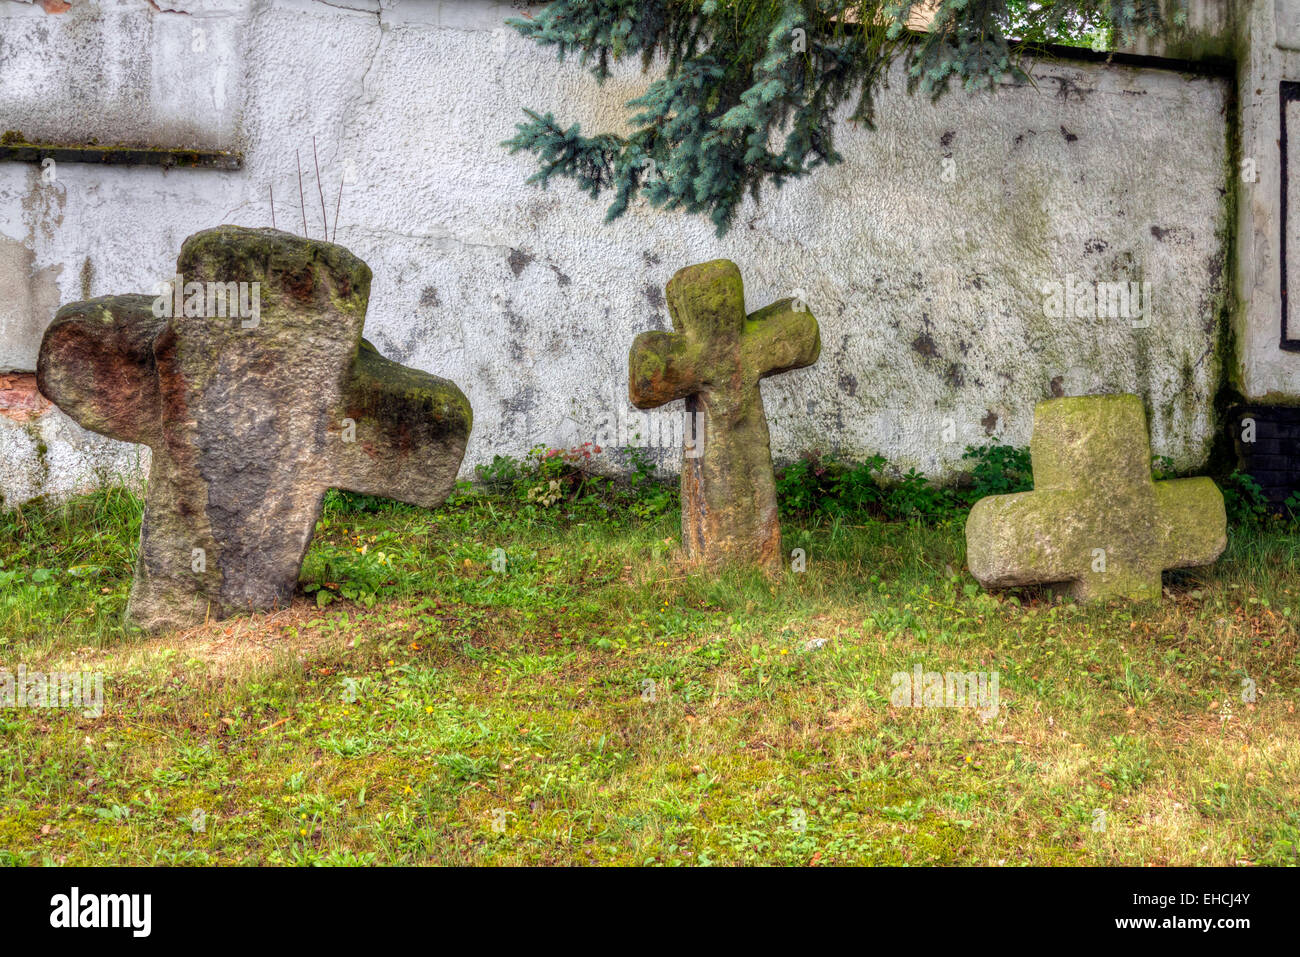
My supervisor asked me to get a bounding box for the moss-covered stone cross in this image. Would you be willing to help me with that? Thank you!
[965,394,1225,601]
[38,226,472,633]
[628,259,820,576]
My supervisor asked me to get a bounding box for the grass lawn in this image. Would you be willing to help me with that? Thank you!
[1,483,1298,866]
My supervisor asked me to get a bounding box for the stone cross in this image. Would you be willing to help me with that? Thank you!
[965,394,1225,601]
[37,226,472,633]
[628,259,820,576]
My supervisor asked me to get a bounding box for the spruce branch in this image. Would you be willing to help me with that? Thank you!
[504,0,1182,236]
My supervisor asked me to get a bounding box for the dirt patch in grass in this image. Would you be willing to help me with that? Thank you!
[49,599,342,678]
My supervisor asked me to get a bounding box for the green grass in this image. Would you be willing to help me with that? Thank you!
[0,485,1298,866]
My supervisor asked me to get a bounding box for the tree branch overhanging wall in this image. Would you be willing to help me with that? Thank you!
[503,0,1190,235]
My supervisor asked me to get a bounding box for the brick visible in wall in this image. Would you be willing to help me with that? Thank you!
[0,373,51,423]
[1230,406,1300,505]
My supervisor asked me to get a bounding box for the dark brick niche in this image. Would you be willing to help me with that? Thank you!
[1229,405,1300,506]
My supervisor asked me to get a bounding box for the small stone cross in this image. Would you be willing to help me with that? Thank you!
[37,226,472,633]
[628,259,820,576]
[965,394,1225,601]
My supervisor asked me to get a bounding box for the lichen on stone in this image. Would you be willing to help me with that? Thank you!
[965,393,1226,602]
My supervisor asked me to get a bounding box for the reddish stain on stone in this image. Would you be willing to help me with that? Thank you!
[0,373,52,422]
[40,0,72,14]
[282,266,316,302]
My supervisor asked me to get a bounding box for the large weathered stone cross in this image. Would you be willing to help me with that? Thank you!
[628,259,820,576]
[965,394,1225,601]
[38,226,472,633]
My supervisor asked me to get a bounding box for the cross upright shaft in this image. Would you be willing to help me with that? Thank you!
[629,259,820,575]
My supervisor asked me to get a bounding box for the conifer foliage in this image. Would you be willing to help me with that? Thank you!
[504,1,1183,235]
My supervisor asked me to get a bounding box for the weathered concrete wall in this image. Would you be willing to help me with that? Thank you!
[1120,0,1237,59]
[1234,0,1300,403]
[0,0,1232,503]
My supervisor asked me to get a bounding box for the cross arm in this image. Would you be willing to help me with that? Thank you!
[742,299,821,379]
[966,489,1090,587]
[628,331,701,409]
[330,340,473,508]
[1153,478,1227,570]
[36,295,166,448]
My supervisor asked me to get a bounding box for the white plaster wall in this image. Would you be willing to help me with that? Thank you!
[0,0,244,150]
[1236,0,1300,401]
[0,0,1232,503]
[0,404,148,508]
